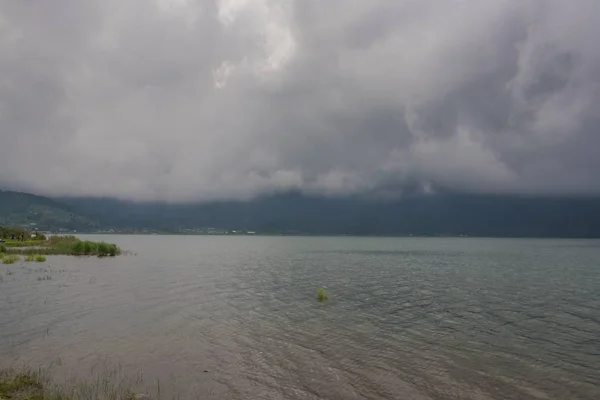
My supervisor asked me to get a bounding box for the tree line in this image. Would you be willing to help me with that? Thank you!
[0,226,46,241]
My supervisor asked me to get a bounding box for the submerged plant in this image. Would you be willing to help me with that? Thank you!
[316,288,329,302]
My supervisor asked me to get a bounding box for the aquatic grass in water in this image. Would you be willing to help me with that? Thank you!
[2,254,20,264]
[53,238,120,257]
[0,365,163,400]
[0,372,47,399]
[7,236,121,257]
[25,254,47,262]
[3,239,46,248]
[0,368,111,400]
[316,288,329,301]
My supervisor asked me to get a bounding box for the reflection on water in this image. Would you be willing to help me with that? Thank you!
[1,236,599,399]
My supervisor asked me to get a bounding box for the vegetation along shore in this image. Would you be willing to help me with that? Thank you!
[0,368,153,400]
[0,227,121,257]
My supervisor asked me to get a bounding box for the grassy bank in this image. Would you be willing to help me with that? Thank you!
[0,370,73,400]
[0,371,55,400]
[0,369,147,400]
[2,239,47,248]
[2,236,121,257]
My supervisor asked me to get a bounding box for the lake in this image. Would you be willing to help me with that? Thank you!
[1,236,599,399]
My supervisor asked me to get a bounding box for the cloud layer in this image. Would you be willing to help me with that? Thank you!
[1,0,599,201]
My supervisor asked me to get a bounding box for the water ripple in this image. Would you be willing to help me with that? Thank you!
[1,236,599,399]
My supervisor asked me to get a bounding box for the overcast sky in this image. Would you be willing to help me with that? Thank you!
[1,0,599,202]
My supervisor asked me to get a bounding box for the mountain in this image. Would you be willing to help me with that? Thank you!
[3,188,600,237]
[59,192,600,238]
[0,190,98,231]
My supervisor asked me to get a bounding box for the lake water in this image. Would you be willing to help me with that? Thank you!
[1,236,599,399]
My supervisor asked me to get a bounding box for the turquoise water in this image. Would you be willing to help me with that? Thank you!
[1,236,599,399]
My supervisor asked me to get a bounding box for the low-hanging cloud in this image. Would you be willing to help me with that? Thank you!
[1,0,599,202]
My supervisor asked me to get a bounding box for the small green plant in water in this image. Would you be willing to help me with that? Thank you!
[316,288,329,302]
[25,254,36,262]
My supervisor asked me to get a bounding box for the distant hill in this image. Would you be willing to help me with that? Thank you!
[4,188,600,237]
[59,192,600,238]
[0,190,98,232]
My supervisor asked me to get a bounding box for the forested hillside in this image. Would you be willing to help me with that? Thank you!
[0,190,97,231]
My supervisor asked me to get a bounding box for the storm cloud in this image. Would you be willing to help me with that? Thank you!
[1,0,599,201]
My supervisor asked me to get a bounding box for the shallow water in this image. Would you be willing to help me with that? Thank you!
[1,236,599,399]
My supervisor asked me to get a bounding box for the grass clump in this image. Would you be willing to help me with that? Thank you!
[0,371,66,400]
[1,365,172,400]
[0,372,43,398]
[2,254,20,264]
[25,254,46,262]
[316,288,329,302]
[49,236,121,257]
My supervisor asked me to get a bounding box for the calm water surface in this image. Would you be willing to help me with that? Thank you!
[1,236,599,399]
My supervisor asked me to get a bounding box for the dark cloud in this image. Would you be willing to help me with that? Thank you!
[0,0,599,201]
